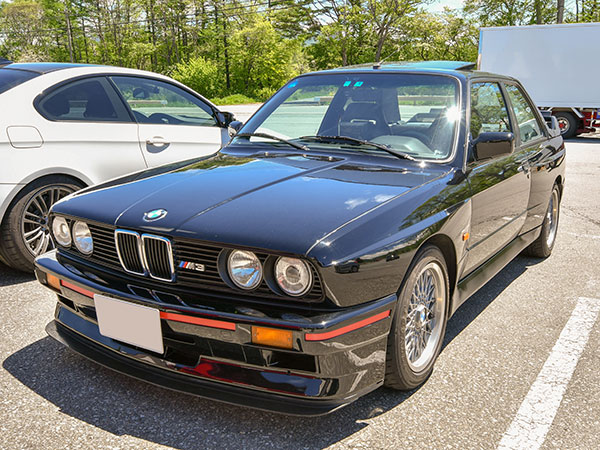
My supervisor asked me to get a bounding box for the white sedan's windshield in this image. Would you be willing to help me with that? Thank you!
[239,73,460,160]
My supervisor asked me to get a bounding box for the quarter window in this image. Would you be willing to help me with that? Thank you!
[111,76,217,127]
[37,77,128,122]
[504,84,544,144]
[470,82,511,138]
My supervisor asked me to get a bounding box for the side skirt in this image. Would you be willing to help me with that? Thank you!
[450,226,541,316]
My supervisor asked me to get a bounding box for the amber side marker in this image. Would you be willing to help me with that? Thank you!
[462,232,470,241]
[46,273,61,292]
[305,310,391,341]
[160,311,236,331]
[61,280,94,298]
[251,326,293,349]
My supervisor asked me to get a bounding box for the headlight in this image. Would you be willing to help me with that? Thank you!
[227,250,262,290]
[275,257,312,296]
[51,216,71,247]
[73,221,93,255]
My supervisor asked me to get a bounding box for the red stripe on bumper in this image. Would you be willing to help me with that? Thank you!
[160,311,236,331]
[61,280,94,298]
[304,310,391,341]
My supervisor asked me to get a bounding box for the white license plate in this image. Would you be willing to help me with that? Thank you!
[94,294,164,354]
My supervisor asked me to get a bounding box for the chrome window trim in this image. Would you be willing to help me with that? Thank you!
[141,234,176,282]
[114,229,147,276]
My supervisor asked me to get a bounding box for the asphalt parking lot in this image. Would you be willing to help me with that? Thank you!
[1,137,599,450]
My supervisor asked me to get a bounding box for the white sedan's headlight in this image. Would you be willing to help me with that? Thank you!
[275,257,312,296]
[51,216,71,247]
[227,250,262,290]
[73,221,93,255]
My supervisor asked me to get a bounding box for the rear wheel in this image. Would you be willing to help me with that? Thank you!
[525,183,561,258]
[555,112,578,139]
[385,246,449,390]
[0,176,83,272]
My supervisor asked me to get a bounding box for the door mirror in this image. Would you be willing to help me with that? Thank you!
[548,116,561,137]
[472,132,515,160]
[228,120,244,136]
[216,111,236,127]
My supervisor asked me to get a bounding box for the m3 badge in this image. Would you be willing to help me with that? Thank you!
[178,261,205,272]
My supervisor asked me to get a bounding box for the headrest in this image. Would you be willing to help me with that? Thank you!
[43,95,69,117]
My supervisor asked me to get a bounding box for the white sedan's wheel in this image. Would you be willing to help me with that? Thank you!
[0,176,83,272]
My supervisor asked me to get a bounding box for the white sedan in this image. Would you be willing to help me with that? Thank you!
[0,61,241,271]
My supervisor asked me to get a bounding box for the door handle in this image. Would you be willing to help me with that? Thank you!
[146,137,169,146]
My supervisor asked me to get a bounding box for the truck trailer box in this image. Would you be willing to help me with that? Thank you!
[478,23,600,137]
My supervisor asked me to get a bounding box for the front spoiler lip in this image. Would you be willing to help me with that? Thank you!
[35,251,396,347]
[46,319,375,416]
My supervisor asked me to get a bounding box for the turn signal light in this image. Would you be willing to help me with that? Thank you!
[47,273,61,292]
[251,326,293,349]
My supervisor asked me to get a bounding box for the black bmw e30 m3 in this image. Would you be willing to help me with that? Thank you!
[35,61,565,416]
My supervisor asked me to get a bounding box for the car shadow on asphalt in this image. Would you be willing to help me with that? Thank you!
[443,254,543,350]
[0,263,35,287]
[3,335,418,449]
[565,135,600,144]
[2,255,543,450]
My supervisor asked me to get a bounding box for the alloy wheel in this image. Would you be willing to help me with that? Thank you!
[21,185,75,257]
[405,261,447,372]
[546,188,559,249]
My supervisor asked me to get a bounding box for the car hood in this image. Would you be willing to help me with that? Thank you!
[55,152,450,255]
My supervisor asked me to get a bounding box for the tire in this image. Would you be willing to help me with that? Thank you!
[0,176,84,272]
[524,183,561,258]
[385,245,449,390]
[554,112,578,139]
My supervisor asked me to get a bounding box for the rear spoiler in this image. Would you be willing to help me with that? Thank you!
[0,58,12,67]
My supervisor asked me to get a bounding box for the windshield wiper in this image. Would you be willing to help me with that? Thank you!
[298,135,416,161]
[236,132,309,152]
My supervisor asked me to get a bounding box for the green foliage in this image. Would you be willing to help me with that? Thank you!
[171,56,222,98]
[0,0,589,102]
[211,94,258,105]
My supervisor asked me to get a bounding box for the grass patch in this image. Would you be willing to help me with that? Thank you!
[211,94,258,105]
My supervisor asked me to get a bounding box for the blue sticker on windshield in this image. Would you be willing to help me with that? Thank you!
[288,81,297,88]
[354,81,363,87]
[343,81,351,87]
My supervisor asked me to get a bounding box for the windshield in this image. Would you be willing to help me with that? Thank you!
[236,73,460,161]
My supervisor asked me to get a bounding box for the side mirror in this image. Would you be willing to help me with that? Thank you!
[216,111,236,127]
[548,116,561,137]
[472,132,515,160]
[227,120,244,137]
[133,87,148,99]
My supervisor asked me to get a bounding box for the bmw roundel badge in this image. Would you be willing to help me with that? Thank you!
[143,209,168,222]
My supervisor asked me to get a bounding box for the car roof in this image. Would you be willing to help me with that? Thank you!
[0,62,103,74]
[300,60,517,82]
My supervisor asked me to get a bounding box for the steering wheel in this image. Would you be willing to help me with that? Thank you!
[148,112,181,124]
[132,110,149,123]
[400,130,432,147]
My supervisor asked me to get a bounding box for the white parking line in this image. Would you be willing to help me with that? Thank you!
[498,297,600,450]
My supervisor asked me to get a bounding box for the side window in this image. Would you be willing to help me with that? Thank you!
[470,82,511,138]
[111,76,218,127]
[504,84,544,144]
[37,77,129,122]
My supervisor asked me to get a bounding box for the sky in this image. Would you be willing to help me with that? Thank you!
[427,0,465,13]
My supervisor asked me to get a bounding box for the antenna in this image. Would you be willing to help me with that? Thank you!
[373,47,402,69]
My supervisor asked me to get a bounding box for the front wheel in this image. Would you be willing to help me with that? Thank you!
[0,176,83,272]
[385,246,449,390]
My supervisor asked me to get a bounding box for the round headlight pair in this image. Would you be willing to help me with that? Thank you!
[227,250,312,296]
[51,217,93,255]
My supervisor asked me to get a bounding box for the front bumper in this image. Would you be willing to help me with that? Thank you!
[36,251,396,415]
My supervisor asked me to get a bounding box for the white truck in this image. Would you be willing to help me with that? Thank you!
[478,23,600,138]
